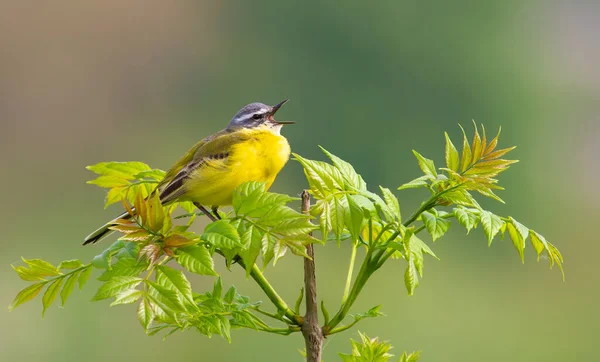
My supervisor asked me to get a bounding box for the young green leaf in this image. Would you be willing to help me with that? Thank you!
[58,260,84,270]
[156,266,195,307]
[444,131,459,172]
[379,186,401,222]
[453,208,479,234]
[201,220,241,249]
[92,276,142,301]
[98,257,148,281]
[480,210,504,245]
[12,265,47,282]
[352,305,384,322]
[405,259,419,296]
[339,331,394,362]
[42,278,64,317]
[398,175,431,190]
[78,266,93,290]
[421,210,451,241]
[412,150,437,178]
[238,225,264,276]
[22,258,60,277]
[175,245,217,276]
[399,351,421,362]
[345,195,368,242]
[110,289,143,306]
[319,146,367,191]
[9,283,46,311]
[506,217,529,263]
[138,295,155,331]
[60,272,79,307]
[293,153,346,198]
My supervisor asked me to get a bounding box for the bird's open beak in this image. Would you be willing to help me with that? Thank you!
[270,99,295,125]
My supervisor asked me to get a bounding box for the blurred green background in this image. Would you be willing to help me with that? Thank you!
[2,1,598,361]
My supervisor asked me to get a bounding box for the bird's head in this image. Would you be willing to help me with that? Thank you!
[227,100,294,132]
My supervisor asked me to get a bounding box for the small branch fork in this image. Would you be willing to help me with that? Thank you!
[300,190,324,362]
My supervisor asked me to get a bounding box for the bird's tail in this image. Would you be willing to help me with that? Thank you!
[83,210,134,245]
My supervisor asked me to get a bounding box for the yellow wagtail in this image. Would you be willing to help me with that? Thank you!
[83,100,293,245]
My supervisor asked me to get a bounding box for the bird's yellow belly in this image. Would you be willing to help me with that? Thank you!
[182,131,291,206]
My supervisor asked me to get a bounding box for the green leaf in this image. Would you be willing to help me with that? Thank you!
[412,150,437,178]
[459,124,472,171]
[232,181,297,218]
[92,276,142,301]
[98,257,148,281]
[319,146,367,191]
[379,186,401,222]
[12,265,47,282]
[421,210,451,241]
[9,283,46,311]
[332,195,349,241]
[238,225,265,276]
[444,132,460,172]
[58,260,83,270]
[78,266,93,290]
[201,220,241,249]
[42,278,64,316]
[224,286,236,304]
[507,217,528,263]
[110,289,143,306]
[60,272,79,307]
[87,161,151,179]
[293,153,346,198]
[352,305,384,322]
[212,277,223,299]
[156,266,195,307]
[480,210,504,245]
[404,259,419,296]
[147,281,186,313]
[399,351,422,362]
[270,217,316,237]
[175,245,217,276]
[529,230,565,280]
[529,230,546,260]
[453,208,479,234]
[339,331,394,362]
[22,258,60,277]
[345,195,368,241]
[398,175,430,190]
[138,295,155,331]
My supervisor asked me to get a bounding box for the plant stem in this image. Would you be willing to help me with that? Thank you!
[324,248,376,333]
[248,263,299,325]
[341,242,358,304]
[213,249,299,325]
[300,190,323,362]
[325,189,456,333]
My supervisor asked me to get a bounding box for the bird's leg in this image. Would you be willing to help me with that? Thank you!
[211,206,222,220]
[194,202,217,222]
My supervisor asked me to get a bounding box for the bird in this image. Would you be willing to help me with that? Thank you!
[83,100,294,245]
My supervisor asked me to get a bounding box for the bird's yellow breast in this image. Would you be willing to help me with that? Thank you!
[183,127,291,206]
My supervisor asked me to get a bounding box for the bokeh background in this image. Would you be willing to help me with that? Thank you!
[2,1,599,361]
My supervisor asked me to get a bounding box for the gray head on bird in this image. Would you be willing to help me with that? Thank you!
[227,100,294,130]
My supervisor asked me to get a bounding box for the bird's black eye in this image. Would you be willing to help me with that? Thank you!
[252,113,261,120]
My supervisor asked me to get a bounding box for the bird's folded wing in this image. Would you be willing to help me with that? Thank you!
[158,128,249,204]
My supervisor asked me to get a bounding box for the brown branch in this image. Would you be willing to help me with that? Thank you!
[300,190,323,362]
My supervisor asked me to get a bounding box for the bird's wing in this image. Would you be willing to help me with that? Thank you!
[157,127,249,204]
